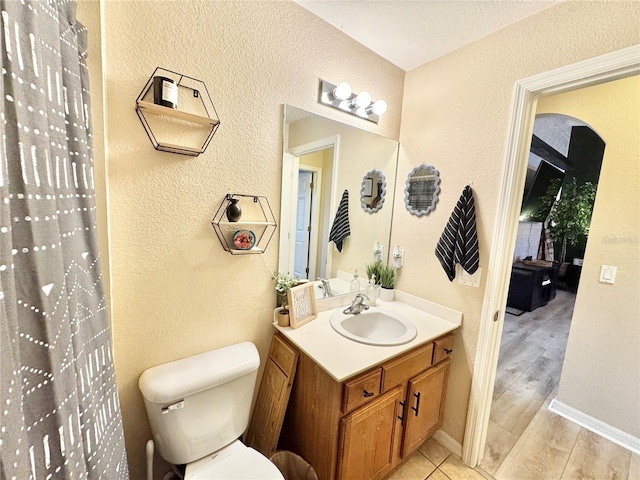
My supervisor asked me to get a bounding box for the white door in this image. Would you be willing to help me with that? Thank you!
[294,171,313,279]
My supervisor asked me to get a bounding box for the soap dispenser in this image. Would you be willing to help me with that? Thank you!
[365,275,377,307]
[350,269,361,293]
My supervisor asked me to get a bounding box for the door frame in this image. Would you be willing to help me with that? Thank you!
[297,166,322,280]
[279,136,340,278]
[462,44,640,467]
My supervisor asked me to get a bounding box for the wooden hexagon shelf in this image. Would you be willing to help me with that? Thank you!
[211,194,277,255]
[135,67,220,156]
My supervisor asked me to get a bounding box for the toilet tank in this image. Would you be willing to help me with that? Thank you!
[138,342,260,465]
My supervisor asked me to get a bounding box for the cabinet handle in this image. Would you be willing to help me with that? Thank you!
[411,392,421,416]
[444,348,453,354]
[397,401,405,425]
[363,389,374,398]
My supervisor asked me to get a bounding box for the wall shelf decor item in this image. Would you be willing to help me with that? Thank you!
[405,164,441,216]
[135,67,220,156]
[211,194,277,255]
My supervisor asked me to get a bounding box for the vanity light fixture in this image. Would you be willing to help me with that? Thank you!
[319,80,387,124]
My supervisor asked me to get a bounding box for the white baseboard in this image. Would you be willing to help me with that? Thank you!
[433,429,463,458]
[548,399,640,455]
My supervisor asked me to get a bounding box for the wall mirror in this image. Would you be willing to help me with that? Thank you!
[404,164,441,216]
[279,105,399,296]
[361,169,386,213]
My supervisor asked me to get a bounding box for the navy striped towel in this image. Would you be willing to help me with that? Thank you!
[329,190,351,252]
[435,185,480,281]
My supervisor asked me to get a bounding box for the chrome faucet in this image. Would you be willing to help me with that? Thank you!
[317,278,333,298]
[343,293,370,315]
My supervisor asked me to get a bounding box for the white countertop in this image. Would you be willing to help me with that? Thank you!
[274,290,462,382]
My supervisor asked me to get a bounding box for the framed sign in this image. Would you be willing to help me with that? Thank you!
[287,283,317,329]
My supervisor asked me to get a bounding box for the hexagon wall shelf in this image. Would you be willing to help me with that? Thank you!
[135,67,220,156]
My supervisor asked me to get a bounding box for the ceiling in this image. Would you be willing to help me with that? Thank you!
[294,0,561,71]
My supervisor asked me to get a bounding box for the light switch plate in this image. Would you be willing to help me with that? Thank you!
[459,266,482,287]
[599,265,617,284]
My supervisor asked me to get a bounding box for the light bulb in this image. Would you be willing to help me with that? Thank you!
[333,82,352,101]
[354,91,372,108]
[355,107,367,117]
[371,99,387,115]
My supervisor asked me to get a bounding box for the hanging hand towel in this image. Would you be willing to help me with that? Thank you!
[329,189,351,252]
[435,185,480,281]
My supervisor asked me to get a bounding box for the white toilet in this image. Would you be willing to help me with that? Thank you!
[138,342,284,479]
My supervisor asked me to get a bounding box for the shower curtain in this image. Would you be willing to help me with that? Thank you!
[1,1,129,478]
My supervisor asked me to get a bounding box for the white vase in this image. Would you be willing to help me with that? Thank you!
[379,287,395,302]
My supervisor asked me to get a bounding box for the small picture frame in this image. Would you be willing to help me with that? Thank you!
[287,283,317,329]
[363,177,373,197]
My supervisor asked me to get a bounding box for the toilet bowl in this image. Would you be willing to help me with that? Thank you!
[184,440,282,479]
[138,342,284,480]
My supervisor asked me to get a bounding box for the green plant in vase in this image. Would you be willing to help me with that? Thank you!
[378,264,396,289]
[378,264,396,301]
[364,261,383,285]
[272,272,298,311]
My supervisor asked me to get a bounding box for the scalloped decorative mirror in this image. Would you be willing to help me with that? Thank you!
[361,169,386,213]
[404,164,441,216]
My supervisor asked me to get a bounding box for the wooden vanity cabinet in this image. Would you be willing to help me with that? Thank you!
[278,332,453,480]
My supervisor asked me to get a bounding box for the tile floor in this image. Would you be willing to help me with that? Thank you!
[387,437,490,480]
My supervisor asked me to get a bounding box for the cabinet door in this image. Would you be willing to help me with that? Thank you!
[401,359,450,458]
[337,386,404,480]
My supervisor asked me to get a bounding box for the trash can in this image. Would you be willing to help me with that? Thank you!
[270,451,318,480]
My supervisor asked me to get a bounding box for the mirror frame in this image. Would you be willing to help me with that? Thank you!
[360,169,386,214]
[404,163,441,216]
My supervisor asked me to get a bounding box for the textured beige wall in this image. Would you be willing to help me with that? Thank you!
[394,1,640,444]
[536,76,639,437]
[101,1,403,477]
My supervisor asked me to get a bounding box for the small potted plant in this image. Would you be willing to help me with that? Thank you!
[272,272,298,327]
[378,264,396,302]
[364,261,383,285]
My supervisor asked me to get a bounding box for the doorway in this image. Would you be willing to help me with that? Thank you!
[480,111,605,475]
[462,45,640,467]
[279,137,339,281]
[294,169,320,279]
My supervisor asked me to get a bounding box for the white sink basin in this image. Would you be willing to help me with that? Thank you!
[329,307,418,346]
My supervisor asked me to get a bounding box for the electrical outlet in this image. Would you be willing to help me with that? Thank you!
[459,266,482,287]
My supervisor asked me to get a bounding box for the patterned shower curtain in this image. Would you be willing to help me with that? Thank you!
[1,1,129,478]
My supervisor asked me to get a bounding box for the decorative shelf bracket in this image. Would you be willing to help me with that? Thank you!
[135,67,220,156]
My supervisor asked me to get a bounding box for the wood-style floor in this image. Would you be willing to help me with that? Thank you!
[387,290,639,480]
[479,290,640,480]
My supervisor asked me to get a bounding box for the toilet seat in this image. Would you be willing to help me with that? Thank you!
[184,440,284,480]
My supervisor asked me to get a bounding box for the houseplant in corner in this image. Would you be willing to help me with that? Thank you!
[378,264,396,302]
[534,177,597,266]
[272,272,298,327]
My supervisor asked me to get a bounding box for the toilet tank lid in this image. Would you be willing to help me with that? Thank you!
[138,342,260,404]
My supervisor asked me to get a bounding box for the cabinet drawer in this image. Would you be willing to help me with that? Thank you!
[433,334,455,364]
[342,368,382,413]
[381,342,434,392]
